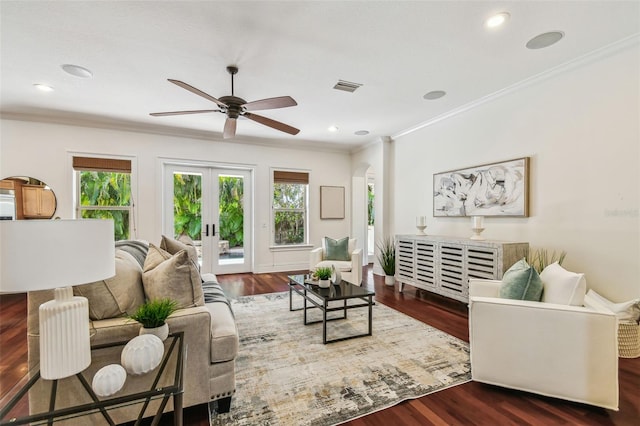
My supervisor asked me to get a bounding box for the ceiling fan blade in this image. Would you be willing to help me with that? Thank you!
[242,96,297,111]
[244,112,300,135]
[168,79,228,108]
[150,109,220,117]
[223,118,237,139]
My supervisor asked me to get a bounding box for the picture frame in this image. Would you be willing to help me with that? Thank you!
[320,186,345,219]
[433,157,529,217]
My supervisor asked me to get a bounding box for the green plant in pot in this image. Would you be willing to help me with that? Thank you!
[129,298,178,341]
[314,266,333,288]
[377,237,396,286]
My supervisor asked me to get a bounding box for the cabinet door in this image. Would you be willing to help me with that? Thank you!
[466,246,498,280]
[415,240,437,289]
[396,239,415,281]
[22,186,56,218]
[438,243,465,299]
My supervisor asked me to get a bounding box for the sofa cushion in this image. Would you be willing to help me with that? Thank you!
[324,236,350,261]
[142,244,204,309]
[160,235,199,269]
[74,249,145,320]
[206,301,239,363]
[540,262,586,306]
[499,258,543,301]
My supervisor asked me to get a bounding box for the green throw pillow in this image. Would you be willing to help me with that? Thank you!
[499,258,543,301]
[324,237,350,261]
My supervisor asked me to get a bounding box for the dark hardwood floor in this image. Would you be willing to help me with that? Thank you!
[1,266,638,425]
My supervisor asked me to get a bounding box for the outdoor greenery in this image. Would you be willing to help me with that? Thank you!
[368,183,375,226]
[273,183,305,245]
[218,176,244,247]
[129,298,178,328]
[79,171,131,240]
[377,236,396,276]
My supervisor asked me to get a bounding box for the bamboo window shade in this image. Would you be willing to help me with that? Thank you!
[72,157,131,173]
[273,171,309,184]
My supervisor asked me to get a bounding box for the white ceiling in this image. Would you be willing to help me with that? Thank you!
[1,1,639,151]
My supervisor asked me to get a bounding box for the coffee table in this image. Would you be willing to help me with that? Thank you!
[288,274,375,344]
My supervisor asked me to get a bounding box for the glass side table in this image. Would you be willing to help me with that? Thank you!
[0,332,185,426]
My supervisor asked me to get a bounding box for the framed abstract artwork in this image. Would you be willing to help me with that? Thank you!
[433,157,530,217]
[320,186,345,219]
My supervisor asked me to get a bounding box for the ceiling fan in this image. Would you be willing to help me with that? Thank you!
[150,66,299,139]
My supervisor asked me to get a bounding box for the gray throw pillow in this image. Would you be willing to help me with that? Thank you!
[160,235,199,269]
[142,244,204,309]
[324,236,350,261]
[499,258,543,301]
[74,249,145,320]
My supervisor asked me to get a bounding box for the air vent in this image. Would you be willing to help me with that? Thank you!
[333,80,362,93]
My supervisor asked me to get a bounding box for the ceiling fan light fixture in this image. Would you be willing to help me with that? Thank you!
[33,83,54,92]
[423,90,446,100]
[61,64,93,78]
[485,12,510,28]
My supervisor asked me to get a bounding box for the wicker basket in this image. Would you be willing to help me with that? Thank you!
[618,322,640,358]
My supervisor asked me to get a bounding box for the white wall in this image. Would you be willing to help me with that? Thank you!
[0,120,352,273]
[393,41,640,301]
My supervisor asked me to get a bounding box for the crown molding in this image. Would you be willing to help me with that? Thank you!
[392,33,640,141]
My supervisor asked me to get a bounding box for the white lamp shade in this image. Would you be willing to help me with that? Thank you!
[0,219,115,292]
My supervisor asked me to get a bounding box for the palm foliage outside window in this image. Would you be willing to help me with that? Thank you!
[273,172,308,245]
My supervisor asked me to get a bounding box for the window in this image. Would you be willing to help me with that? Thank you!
[273,170,308,246]
[74,157,132,241]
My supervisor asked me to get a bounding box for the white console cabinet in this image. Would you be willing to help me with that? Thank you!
[395,235,528,303]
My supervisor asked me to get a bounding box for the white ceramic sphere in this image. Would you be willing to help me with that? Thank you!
[92,364,127,397]
[121,334,164,376]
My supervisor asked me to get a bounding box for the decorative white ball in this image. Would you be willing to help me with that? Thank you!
[121,334,164,376]
[92,364,126,397]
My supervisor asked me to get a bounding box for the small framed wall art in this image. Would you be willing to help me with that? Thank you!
[433,157,529,217]
[320,186,345,219]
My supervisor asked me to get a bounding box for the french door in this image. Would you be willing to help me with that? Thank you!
[163,163,252,275]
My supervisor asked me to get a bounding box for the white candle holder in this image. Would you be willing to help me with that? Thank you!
[470,216,485,240]
[416,216,427,235]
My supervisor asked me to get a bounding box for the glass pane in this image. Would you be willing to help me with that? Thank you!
[219,175,244,264]
[173,173,202,242]
[273,183,305,209]
[81,210,130,241]
[79,172,130,206]
[274,211,305,245]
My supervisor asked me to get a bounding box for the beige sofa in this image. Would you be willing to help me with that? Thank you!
[27,238,238,424]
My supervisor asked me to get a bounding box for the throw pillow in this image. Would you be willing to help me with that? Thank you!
[499,258,543,301]
[324,236,350,261]
[540,262,586,306]
[74,249,145,320]
[142,244,204,309]
[585,289,640,322]
[160,234,199,269]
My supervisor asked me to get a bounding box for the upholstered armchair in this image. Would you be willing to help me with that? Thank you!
[310,237,363,286]
[468,278,619,410]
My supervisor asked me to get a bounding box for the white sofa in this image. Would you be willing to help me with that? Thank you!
[310,238,363,286]
[468,278,619,410]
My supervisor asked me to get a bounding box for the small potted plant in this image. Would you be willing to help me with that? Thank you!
[314,266,333,288]
[377,237,396,286]
[129,298,178,341]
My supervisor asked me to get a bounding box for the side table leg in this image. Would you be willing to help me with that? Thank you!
[368,296,373,336]
[323,300,328,344]
[174,392,184,426]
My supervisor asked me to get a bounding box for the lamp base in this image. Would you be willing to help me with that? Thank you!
[39,287,91,380]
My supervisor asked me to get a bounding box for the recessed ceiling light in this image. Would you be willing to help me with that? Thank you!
[423,90,446,100]
[328,125,339,132]
[354,130,369,136]
[526,31,565,49]
[62,64,93,78]
[485,12,510,28]
[33,83,54,92]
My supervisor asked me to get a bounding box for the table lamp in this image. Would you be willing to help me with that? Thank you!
[0,219,115,380]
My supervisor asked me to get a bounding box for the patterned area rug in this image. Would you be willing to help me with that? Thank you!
[210,292,470,425]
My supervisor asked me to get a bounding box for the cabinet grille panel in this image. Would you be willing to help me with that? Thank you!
[415,241,436,288]
[467,247,497,279]
[397,239,415,280]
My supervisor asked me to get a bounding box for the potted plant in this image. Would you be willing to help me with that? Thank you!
[314,266,333,288]
[129,298,178,341]
[377,237,396,286]
[527,248,567,274]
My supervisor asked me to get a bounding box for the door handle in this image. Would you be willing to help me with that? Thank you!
[212,224,216,236]
[205,224,209,237]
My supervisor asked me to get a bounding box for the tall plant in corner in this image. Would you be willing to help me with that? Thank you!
[377,236,396,286]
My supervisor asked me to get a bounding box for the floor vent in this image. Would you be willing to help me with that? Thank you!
[333,80,362,93]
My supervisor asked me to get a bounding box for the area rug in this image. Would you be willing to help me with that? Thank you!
[210,292,470,425]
